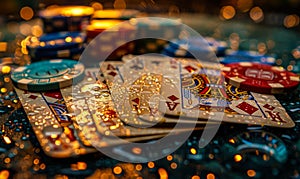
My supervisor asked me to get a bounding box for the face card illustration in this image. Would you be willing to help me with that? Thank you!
[167,58,295,128]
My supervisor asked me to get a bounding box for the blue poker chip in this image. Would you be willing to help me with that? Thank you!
[27,32,86,51]
[220,50,276,65]
[30,46,85,59]
[11,59,85,92]
[162,37,227,58]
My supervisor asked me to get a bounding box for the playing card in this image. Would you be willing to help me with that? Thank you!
[57,67,197,156]
[64,68,202,139]
[122,55,295,128]
[15,88,97,158]
[171,58,295,128]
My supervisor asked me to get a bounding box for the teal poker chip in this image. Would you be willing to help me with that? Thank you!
[11,59,85,92]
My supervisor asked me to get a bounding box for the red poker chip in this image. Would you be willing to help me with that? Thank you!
[222,62,300,94]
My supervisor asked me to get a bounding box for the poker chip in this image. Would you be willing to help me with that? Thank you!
[39,6,94,33]
[92,9,140,20]
[222,62,300,94]
[11,59,85,92]
[220,50,276,65]
[86,20,136,59]
[27,32,86,50]
[26,32,86,60]
[162,37,227,58]
[30,46,85,60]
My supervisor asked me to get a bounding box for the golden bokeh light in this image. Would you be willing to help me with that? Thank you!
[166,155,173,161]
[147,162,155,169]
[206,173,215,179]
[132,147,142,155]
[114,0,126,9]
[191,175,200,179]
[190,148,197,155]
[170,162,177,169]
[0,170,10,179]
[158,168,168,179]
[247,169,256,177]
[1,66,11,74]
[249,6,264,23]
[31,25,43,37]
[91,2,103,10]
[20,6,34,21]
[220,6,236,20]
[77,162,87,170]
[135,164,142,171]
[19,23,31,36]
[284,14,300,28]
[113,166,122,175]
[234,154,243,162]
[237,0,253,12]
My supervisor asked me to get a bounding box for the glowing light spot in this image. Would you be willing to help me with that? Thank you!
[113,0,126,9]
[40,163,46,170]
[33,159,40,165]
[1,87,7,93]
[247,169,256,177]
[286,65,294,71]
[249,6,264,23]
[55,140,61,146]
[0,170,10,179]
[77,162,87,170]
[20,6,34,21]
[207,173,215,179]
[229,138,235,144]
[190,148,197,155]
[19,23,31,36]
[65,37,72,43]
[191,175,200,179]
[135,164,142,171]
[21,47,28,55]
[148,162,155,169]
[113,166,122,175]
[1,66,11,74]
[166,155,173,161]
[4,77,10,83]
[158,168,168,179]
[234,154,243,162]
[31,25,43,37]
[237,0,253,12]
[51,134,58,139]
[132,147,142,155]
[91,2,103,10]
[4,158,11,164]
[220,6,236,20]
[40,42,46,47]
[170,162,177,169]
[284,14,300,28]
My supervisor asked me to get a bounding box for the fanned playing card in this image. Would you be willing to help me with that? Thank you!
[121,55,295,128]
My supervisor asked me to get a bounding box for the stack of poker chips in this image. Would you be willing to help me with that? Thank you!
[26,31,86,61]
[85,9,140,59]
[39,6,94,33]
[28,5,95,61]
